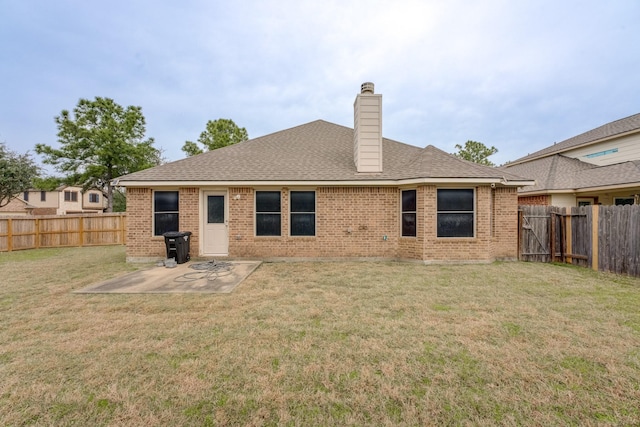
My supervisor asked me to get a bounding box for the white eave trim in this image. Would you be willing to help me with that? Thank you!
[115,177,535,188]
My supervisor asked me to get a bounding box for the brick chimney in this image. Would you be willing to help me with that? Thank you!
[354,82,382,173]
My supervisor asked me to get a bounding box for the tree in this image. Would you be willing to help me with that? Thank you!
[36,97,163,212]
[0,144,39,207]
[453,140,498,166]
[182,118,248,156]
[31,176,64,191]
[112,187,127,212]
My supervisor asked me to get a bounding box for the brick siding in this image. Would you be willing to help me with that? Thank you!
[518,194,550,206]
[491,187,519,260]
[127,185,519,263]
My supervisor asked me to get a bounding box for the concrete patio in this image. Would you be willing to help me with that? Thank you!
[74,260,262,294]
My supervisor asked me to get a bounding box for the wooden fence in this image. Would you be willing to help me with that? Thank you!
[519,204,640,277]
[0,214,126,252]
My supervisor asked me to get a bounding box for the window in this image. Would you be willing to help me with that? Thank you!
[437,189,474,238]
[615,197,634,206]
[154,191,179,236]
[256,191,281,236]
[40,191,46,202]
[290,191,315,236]
[89,193,100,203]
[401,189,416,237]
[64,191,78,202]
[23,192,29,202]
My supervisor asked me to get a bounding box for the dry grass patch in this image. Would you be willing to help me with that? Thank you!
[1,247,640,425]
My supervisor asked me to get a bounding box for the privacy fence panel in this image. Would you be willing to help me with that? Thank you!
[598,204,640,276]
[0,214,126,252]
[569,206,591,269]
[520,204,640,277]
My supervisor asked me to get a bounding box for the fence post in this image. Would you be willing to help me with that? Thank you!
[7,218,13,252]
[566,212,572,265]
[79,216,85,247]
[35,218,40,249]
[517,209,523,260]
[591,204,599,271]
[120,214,126,244]
[550,210,556,262]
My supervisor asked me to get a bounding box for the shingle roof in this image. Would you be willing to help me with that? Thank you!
[118,120,531,185]
[503,155,640,193]
[510,113,640,164]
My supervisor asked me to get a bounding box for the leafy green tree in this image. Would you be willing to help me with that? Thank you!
[0,143,39,207]
[36,97,163,212]
[453,140,498,167]
[31,176,64,191]
[182,118,248,156]
[112,187,127,212]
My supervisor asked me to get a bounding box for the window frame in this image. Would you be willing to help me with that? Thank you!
[23,191,29,202]
[614,197,634,206]
[290,190,316,237]
[436,188,476,238]
[153,190,179,237]
[401,189,417,237]
[255,190,282,237]
[89,193,100,203]
[64,191,78,202]
[40,191,46,202]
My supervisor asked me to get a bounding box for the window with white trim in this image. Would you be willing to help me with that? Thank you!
[290,191,315,236]
[401,189,417,237]
[153,191,179,236]
[256,191,281,236]
[437,188,474,238]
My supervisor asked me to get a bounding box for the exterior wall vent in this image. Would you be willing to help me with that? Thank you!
[361,82,375,94]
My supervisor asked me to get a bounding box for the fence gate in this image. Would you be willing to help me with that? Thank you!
[518,206,553,262]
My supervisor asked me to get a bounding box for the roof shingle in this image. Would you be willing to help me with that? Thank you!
[503,155,640,193]
[118,120,531,184]
[510,113,640,164]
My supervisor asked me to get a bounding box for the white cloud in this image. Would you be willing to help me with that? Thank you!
[1,0,639,168]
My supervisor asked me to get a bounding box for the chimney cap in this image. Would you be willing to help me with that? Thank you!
[360,82,374,94]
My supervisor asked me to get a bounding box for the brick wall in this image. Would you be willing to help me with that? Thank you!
[125,187,162,259]
[229,187,400,258]
[491,187,519,260]
[518,194,550,206]
[421,185,494,262]
[126,187,200,260]
[179,187,200,257]
[127,184,520,263]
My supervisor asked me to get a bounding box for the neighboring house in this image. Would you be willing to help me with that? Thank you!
[21,186,107,215]
[0,197,35,216]
[503,113,640,207]
[117,83,533,263]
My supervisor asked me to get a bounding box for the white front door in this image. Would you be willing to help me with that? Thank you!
[203,192,228,255]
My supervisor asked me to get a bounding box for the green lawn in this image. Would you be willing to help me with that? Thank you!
[1,246,639,426]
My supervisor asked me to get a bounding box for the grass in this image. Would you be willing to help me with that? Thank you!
[1,246,640,426]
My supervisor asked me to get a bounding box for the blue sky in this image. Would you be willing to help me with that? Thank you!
[1,0,638,171]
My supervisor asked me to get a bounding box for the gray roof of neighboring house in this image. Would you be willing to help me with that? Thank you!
[503,154,640,193]
[510,112,640,164]
[118,120,531,184]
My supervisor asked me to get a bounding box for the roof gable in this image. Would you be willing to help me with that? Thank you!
[511,113,640,164]
[504,154,640,193]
